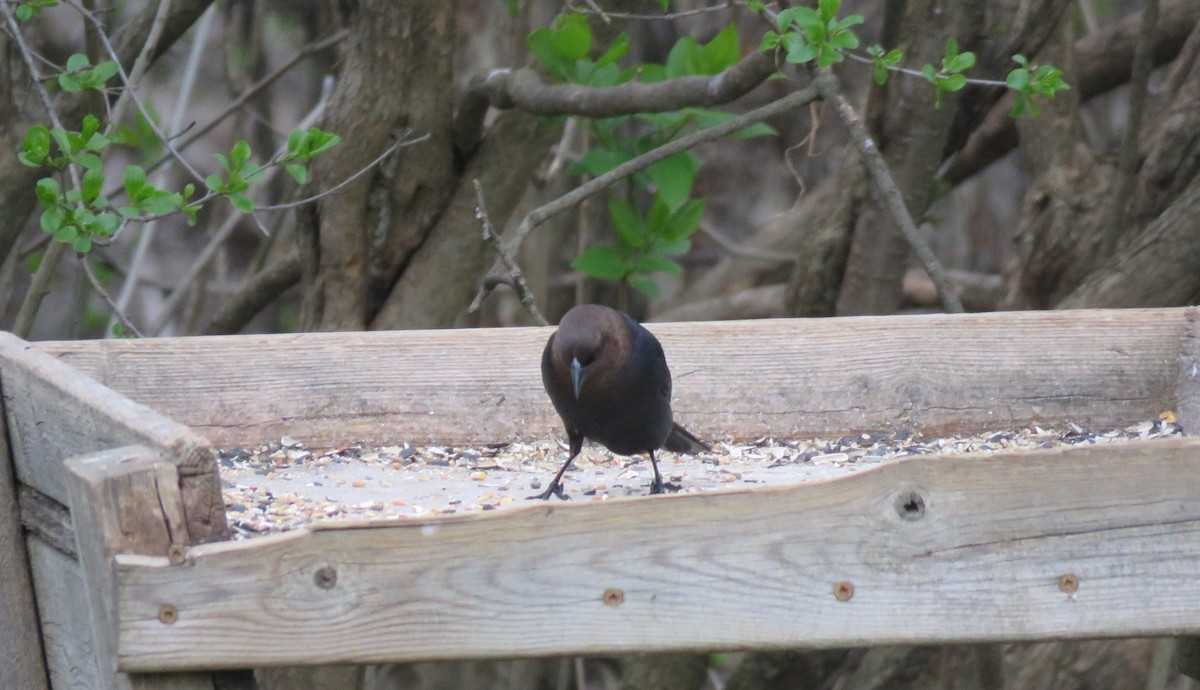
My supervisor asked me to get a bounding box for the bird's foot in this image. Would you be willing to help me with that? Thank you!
[527,481,571,501]
[648,478,682,495]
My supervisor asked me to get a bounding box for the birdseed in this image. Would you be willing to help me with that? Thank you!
[219,416,1182,539]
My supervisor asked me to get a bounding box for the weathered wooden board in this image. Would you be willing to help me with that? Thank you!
[114,436,1200,671]
[0,331,228,545]
[65,446,215,690]
[39,308,1191,449]
[27,535,100,689]
[0,412,48,689]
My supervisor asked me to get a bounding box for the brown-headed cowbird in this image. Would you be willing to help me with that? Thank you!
[533,304,708,500]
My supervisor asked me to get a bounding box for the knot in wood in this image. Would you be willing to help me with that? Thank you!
[166,543,187,565]
[1058,573,1079,593]
[602,588,624,607]
[895,490,926,521]
[314,566,338,590]
[833,581,854,602]
[158,605,178,625]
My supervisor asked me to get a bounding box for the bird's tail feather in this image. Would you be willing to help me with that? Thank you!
[664,422,709,454]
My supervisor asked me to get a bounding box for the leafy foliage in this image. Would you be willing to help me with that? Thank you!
[57,53,120,93]
[1006,55,1071,117]
[920,38,976,107]
[530,16,773,298]
[14,0,57,21]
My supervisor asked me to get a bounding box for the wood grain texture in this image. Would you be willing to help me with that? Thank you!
[40,308,1190,449]
[0,408,49,689]
[27,535,100,689]
[18,484,76,558]
[66,446,216,690]
[0,331,229,545]
[114,436,1200,671]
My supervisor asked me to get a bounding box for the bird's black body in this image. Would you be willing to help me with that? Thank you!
[534,304,707,500]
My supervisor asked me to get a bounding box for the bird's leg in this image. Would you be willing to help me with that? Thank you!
[529,432,582,500]
[647,450,681,495]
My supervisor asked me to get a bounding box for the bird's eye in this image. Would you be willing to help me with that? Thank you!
[577,352,596,367]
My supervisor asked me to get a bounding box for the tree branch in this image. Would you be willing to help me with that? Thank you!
[467,179,549,326]
[814,68,963,314]
[201,255,301,335]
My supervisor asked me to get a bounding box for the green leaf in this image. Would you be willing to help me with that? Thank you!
[700,25,739,74]
[607,197,646,249]
[828,30,859,50]
[141,190,177,215]
[58,74,83,93]
[647,153,697,211]
[287,129,307,158]
[627,274,661,299]
[40,206,65,233]
[569,148,629,177]
[946,51,975,73]
[22,126,51,164]
[1006,67,1030,90]
[572,245,628,281]
[205,175,224,193]
[782,34,817,64]
[665,36,702,79]
[656,0,668,10]
[307,129,340,156]
[229,193,255,213]
[528,29,573,79]
[65,53,89,72]
[72,235,92,254]
[595,33,630,69]
[81,168,104,203]
[941,73,966,92]
[552,14,591,61]
[35,177,61,205]
[16,4,32,20]
[95,212,119,234]
[663,198,705,241]
[54,224,77,244]
[655,238,692,256]
[634,254,682,275]
[76,153,102,171]
[759,31,781,51]
[93,60,119,80]
[124,165,147,198]
[230,141,251,170]
[285,164,308,184]
[818,0,840,21]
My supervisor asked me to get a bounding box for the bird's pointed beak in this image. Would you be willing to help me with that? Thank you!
[570,357,585,399]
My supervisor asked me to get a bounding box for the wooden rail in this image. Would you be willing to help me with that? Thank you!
[2,307,1198,687]
[113,436,1200,671]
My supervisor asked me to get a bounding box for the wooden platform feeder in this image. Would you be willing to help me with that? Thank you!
[2,308,1200,689]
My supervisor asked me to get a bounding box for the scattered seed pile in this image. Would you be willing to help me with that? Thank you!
[219,417,1181,539]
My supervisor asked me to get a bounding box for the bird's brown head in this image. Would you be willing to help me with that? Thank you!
[551,304,628,400]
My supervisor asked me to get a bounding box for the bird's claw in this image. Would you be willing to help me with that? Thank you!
[648,479,682,495]
[527,482,571,501]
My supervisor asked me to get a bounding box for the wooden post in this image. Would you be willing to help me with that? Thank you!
[65,445,218,690]
[1174,306,1200,680]
[0,403,48,689]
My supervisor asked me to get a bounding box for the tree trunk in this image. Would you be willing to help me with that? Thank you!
[834,0,982,315]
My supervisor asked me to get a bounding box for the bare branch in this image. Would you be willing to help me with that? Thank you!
[698,220,799,263]
[201,255,302,335]
[814,68,963,314]
[81,255,143,337]
[468,179,549,326]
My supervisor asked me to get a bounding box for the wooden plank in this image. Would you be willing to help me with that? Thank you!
[65,446,217,690]
[113,436,1200,671]
[19,484,76,558]
[0,407,49,689]
[27,535,101,689]
[38,308,1190,449]
[0,331,229,545]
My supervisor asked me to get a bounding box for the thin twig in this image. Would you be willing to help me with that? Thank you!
[469,179,549,326]
[134,29,348,183]
[698,220,799,262]
[814,68,963,313]
[65,0,208,183]
[506,83,820,256]
[81,255,143,337]
[568,1,741,20]
[2,2,87,337]
[258,133,428,211]
[470,82,820,310]
[108,3,216,337]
